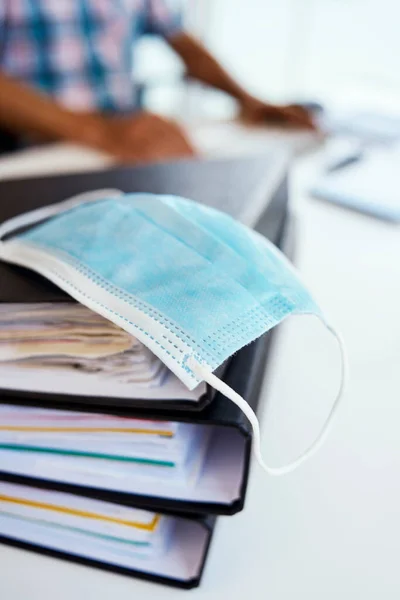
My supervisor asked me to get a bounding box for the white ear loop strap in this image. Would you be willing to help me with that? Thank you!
[0,189,123,242]
[189,319,347,475]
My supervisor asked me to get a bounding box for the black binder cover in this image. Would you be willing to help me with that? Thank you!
[0,500,216,589]
[0,328,274,516]
[0,159,289,515]
[0,156,287,412]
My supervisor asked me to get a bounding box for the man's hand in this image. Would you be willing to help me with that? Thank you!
[77,112,196,163]
[239,96,316,130]
[0,73,195,163]
[168,34,317,131]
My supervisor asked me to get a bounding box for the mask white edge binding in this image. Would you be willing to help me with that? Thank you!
[0,189,348,475]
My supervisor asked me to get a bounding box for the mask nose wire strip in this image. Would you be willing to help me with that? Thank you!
[0,189,123,242]
[188,319,348,476]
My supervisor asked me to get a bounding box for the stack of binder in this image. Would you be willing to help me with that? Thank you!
[0,164,289,588]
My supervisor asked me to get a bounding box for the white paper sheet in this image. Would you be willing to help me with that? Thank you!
[0,482,166,546]
[0,303,207,401]
[311,145,400,221]
[0,482,208,582]
[0,427,245,505]
[0,513,208,581]
[0,405,212,483]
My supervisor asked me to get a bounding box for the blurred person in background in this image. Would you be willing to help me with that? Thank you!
[0,0,314,162]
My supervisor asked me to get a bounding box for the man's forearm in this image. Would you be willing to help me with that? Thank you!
[0,72,95,142]
[168,33,250,103]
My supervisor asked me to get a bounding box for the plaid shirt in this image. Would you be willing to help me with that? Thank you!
[0,0,181,112]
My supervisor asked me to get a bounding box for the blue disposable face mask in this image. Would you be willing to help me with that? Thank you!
[0,190,347,475]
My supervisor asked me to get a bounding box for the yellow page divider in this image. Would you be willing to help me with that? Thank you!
[0,495,159,531]
[0,426,173,436]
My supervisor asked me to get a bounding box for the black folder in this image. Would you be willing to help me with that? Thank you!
[0,479,216,589]
[0,155,289,412]
[0,157,289,516]
[1,327,272,516]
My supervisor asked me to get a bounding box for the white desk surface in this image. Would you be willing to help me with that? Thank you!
[0,120,317,181]
[1,131,399,600]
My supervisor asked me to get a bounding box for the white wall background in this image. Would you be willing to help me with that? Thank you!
[187,0,294,101]
[188,0,400,111]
